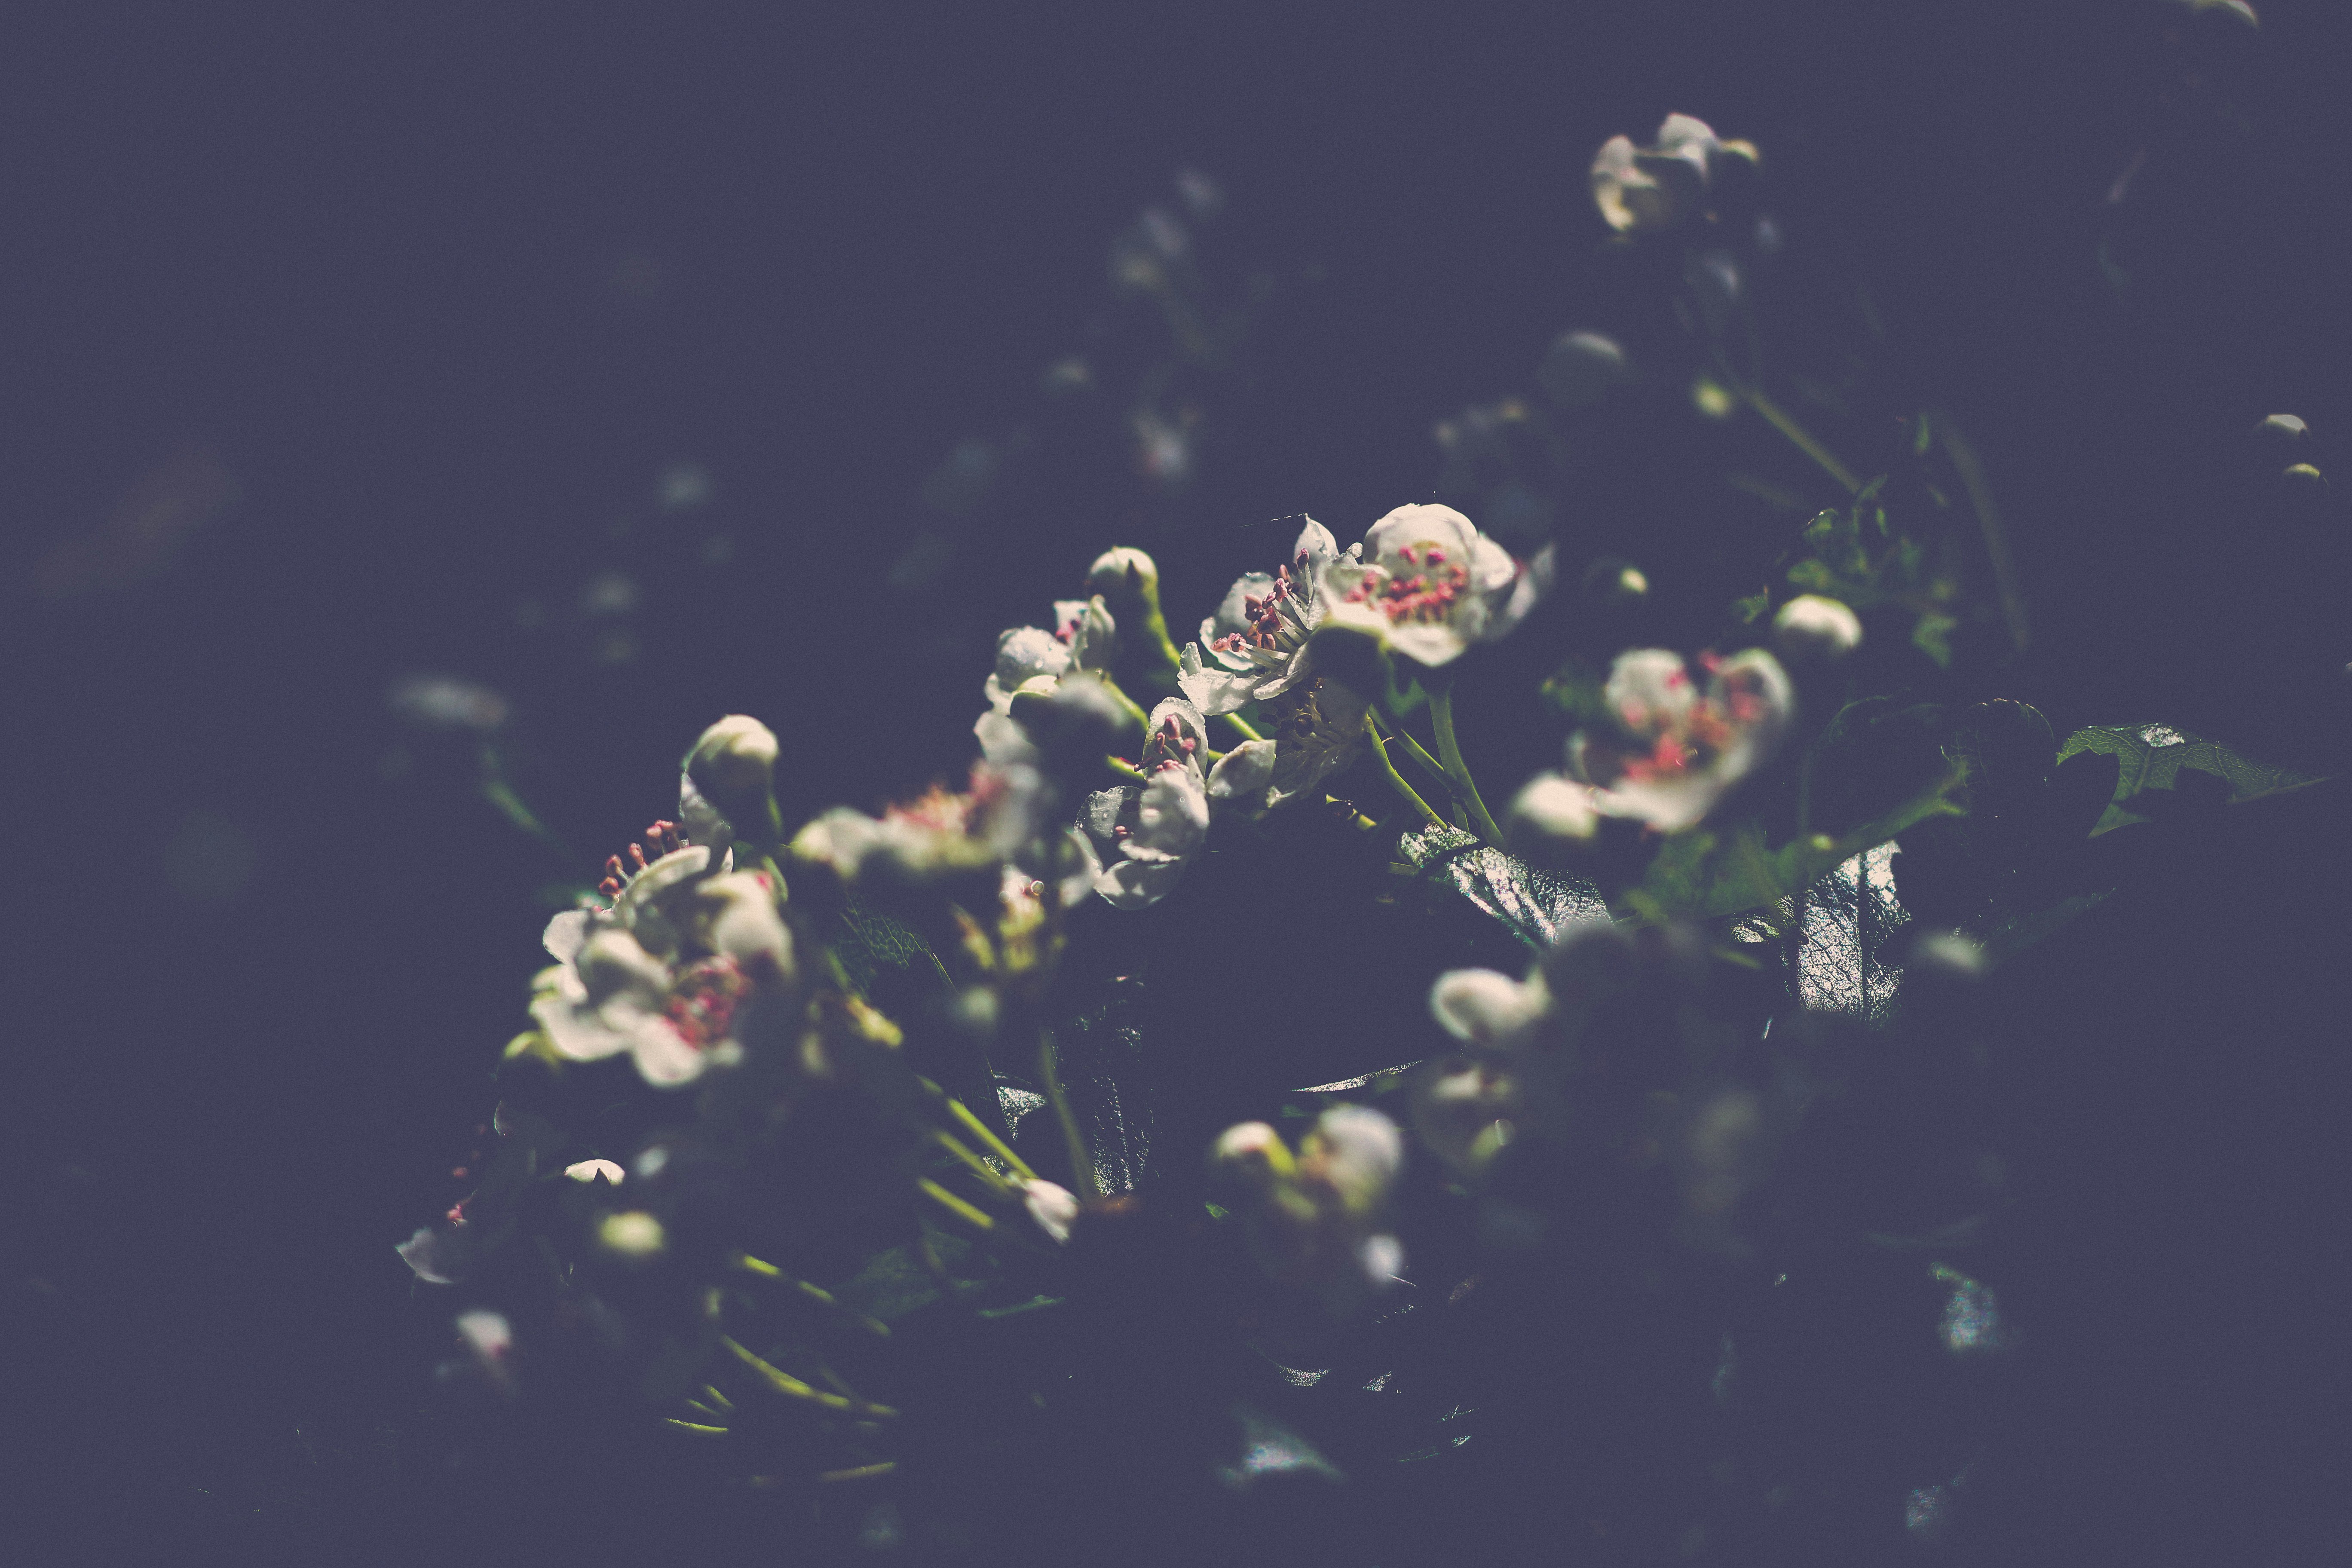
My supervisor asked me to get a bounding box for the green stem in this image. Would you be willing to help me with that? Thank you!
[931,1130,1020,1195]
[1427,686,1506,845]
[1218,711,1264,744]
[1937,417,2030,655]
[1038,1030,1100,1201]
[1104,754,1146,783]
[1743,386,1862,497]
[1134,579,1184,676]
[1095,674,1152,731]
[1363,720,1446,827]
[945,1095,1038,1182]
[1375,714,1453,795]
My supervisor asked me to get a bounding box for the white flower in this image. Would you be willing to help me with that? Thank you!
[1590,113,1758,235]
[1773,594,1863,660]
[1084,698,1274,909]
[564,1158,625,1184]
[1510,773,1604,842]
[1412,966,1553,1174]
[1554,648,1793,833]
[1021,1179,1080,1244]
[531,849,795,1087]
[671,715,781,851]
[1209,1108,1406,1304]
[1177,518,1356,715]
[985,596,1115,713]
[1318,504,1550,669]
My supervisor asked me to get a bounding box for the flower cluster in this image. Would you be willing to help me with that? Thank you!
[1084,697,1273,909]
[1209,1107,1405,1310]
[1517,647,1793,838]
[1589,112,1758,236]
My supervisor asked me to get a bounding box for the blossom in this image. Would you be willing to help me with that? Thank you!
[1209,1107,1406,1307]
[682,714,780,843]
[1021,1179,1080,1244]
[1772,594,1862,660]
[986,596,1115,714]
[531,846,796,1087]
[1317,504,1550,669]
[1176,518,1356,715]
[1537,648,1792,833]
[1084,697,1274,909]
[1510,773,1604,843]
[1589,113,1758,235]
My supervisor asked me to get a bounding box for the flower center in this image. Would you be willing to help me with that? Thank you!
[598,819,689,900]
[1344,544,1470,625]
[1211,550,1316,657]
[665,956,751,1049]
[1142,713,1200,773]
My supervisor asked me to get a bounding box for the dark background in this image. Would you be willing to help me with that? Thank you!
[3,2,2347,1563]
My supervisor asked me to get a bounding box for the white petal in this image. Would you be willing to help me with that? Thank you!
[1384,620,1470,669]
[1125,770,1209,860]
[573,928,671,1004]
[1603,649,1699,734]
[1094,854,1186,910]
[625,1014,709,1087]
[1361,503,1479,568]
[1178,643,1261,715]
[1206,740,1278,802]
[1022,1179,1080,1244]
[542,909,592,967]
[1085,787,1133,842]
[1429,968,1545,1047]
[974,710,1039,766]
[1511,773,1601,841]
[530,991,631,1063]
[1291,516,1339,570]
[994,625,1073,689]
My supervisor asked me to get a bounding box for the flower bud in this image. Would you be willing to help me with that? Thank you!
[1773,594,1863,660]
[1086,546,1159,593]
[596,1210,666,1259]
[1537,331,1627,411]
[564,1158,625,1185]
[683,715,780,843]
[1209,1121,1295,1185]
[1021,1179,1079,1244]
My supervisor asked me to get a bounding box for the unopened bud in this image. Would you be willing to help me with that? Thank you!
[2283,462,2325,485]
[1021,1179,1079,1244]
[597,1210,666,1259]
[684,715,780,842]
[564,1158,625,1185]
[2258,413,2307,441]
[1537,331,1627,411]
[1209,1121,1294,1185]
[1086,546,1159,593]
[1773,594,1863,659]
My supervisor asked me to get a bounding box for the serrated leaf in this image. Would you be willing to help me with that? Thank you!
[1626,766,1965,925]
[2055,724,2324,834]
[1396,822,1611,951]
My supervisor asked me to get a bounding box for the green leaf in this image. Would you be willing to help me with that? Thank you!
[1396,821,1611,950]
[2055,724,2325,835]
[1624,766,1966,925]
[833,902,944,995]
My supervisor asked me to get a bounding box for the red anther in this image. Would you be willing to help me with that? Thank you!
[598,877,621,897]
[1426,548,1446,565]
[452,1166,471,1179]
[628,843,649,872]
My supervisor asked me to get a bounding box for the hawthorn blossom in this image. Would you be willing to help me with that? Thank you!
[531,846,795,1087]
[1318,504,1550,669]
[986,596,1115,713]
[1209,1107,1406,1308]
[1537,648,1793,833]
[1176,518,1356,715]
[1589,113,1758,235]
[1084,697,1274,910]
[1021,1179,1080,1244]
